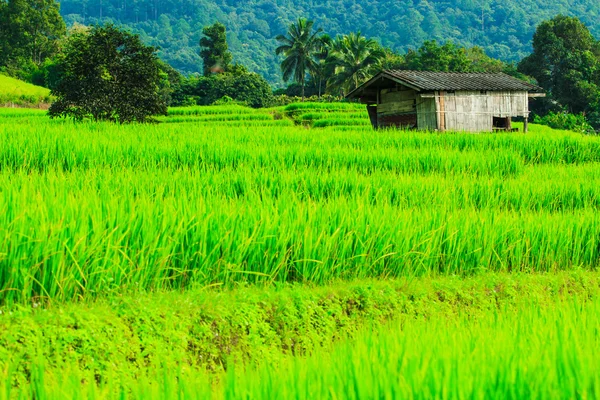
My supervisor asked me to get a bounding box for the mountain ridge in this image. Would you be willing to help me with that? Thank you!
[57,0,600,85]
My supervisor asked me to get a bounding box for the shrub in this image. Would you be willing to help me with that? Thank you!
[533,112,596,134]
[178,72,274,108]
[271,94,344,107]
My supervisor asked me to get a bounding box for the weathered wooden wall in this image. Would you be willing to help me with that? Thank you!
[416,95,437,131]
[438,90,528,132]
[376,88,418,129]
[374,89,529,132]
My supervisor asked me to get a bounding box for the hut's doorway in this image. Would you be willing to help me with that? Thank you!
[492,116,512,131]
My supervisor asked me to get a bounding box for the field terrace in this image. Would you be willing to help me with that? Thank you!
[1,104,600,398]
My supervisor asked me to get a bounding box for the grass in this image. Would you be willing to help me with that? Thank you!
[0,74,53,107]
[2,102,600,398]
[227,296,600,400]
[2,270,599,398]
[1,112,600,303]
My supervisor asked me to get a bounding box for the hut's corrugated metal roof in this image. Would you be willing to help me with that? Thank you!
[383,70,542,91]
[346,71,544,99]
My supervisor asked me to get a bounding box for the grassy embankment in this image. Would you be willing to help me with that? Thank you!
[0,74,53,108]
[2,271,600,399]
[2,104,600,397]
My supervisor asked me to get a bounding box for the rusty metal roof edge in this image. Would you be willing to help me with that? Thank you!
[347,70,544,98]
[345,71,423,99]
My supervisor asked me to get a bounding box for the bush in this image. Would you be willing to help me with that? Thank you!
[176,72,274,108]
[533,112,596,134]
[271,94,344,107]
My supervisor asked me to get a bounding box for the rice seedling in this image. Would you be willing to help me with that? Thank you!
[1,110,600,304]
[1,103,599,399]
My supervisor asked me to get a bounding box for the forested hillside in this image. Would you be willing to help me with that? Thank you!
[57,0,600,84]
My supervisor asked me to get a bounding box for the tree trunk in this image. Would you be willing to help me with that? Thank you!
[301,78,305,101]
[318,77,322,99]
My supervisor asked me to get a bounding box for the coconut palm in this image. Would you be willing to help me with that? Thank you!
[275,18,323,100]
[309,34,332,98]
[327,32,385,95]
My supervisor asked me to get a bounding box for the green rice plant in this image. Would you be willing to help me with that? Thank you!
[0,74,53,107]
[223,297,600,399]
[162,114,274,122]
[3,272,600,399]
[0,108,47,118]
[299,112,369,121]
[312,118,371,128]
[1,116,600,303]
[284,102,366,113]
[168,105,270,116]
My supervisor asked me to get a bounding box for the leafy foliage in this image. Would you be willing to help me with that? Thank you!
[518,15,600,112]
[276,18,323,99]
[533,112,596,135]
[56,0,600,85]
[176,72,274,108]
[48,24,167,122]
[199,22,233,76]
[518,15,600,129]
[0,0,66,81]
[326,32,384,95]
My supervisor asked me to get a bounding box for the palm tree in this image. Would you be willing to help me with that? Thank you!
[309,34,332,98]
[327,32,385,95]
[275,18,323,100]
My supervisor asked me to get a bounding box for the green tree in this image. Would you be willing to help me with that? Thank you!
[310,34,332,97]
[379,47,405,71]
[48,24,167,123]
[199,22,233,76]
[326,32,384,95]
[518,15,600,116]
[182,72,273,108]
[275,18,323,100]
[403,41,471,72]
[0,0,65,76]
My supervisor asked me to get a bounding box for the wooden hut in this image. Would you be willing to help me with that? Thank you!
[346,71,545,132]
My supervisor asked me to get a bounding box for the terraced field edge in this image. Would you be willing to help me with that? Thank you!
[1,270,599,393]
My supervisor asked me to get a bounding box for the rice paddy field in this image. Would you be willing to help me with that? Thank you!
[1,103,600,398]
[0,75,53,107]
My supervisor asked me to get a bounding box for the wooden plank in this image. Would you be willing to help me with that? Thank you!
[377,100,416,114]
[381,90,417,103]
[439,91,446,131]
[416,96,437,131]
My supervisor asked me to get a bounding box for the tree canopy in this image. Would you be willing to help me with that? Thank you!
[518,15,600,118]
[326,32,384,95]
[199,22,233,76]
[0,0,66,81]
[275,18,323,99]
[55,0,600,85]
[48,24,167,123]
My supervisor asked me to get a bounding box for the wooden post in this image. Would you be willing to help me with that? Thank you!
[524,117,528,133]
[367,105,378,129]
[376,87,380,129]
[439,91,446,132]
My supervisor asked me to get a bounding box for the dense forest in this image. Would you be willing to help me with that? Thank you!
[56,0,600,85]
[2,0,599,131]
